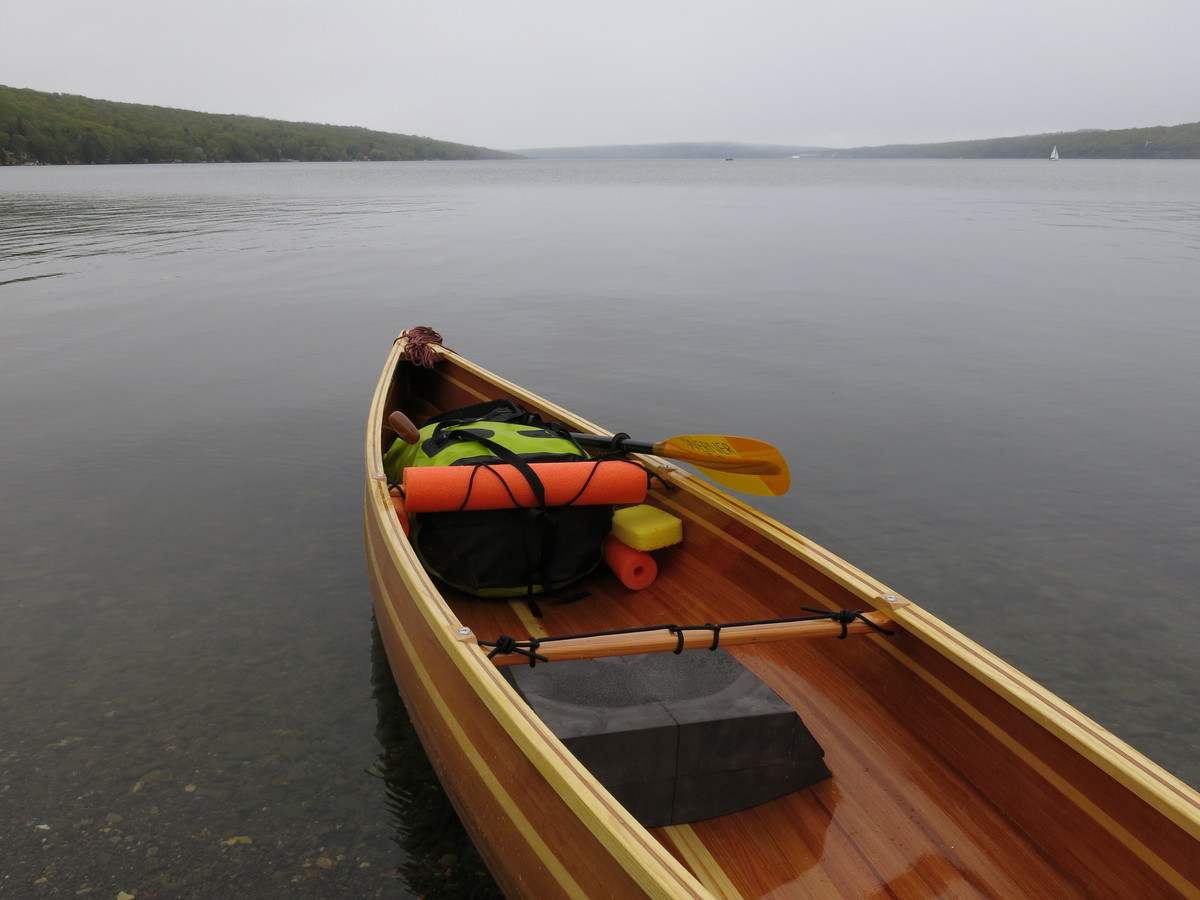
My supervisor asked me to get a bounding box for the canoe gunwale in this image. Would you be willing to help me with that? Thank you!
[887,600,1200,843]
[365,337,717,899]
[366,332,1200,898]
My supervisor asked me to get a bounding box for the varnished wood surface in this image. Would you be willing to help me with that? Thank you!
[366,335,1200,899]
[482,612,896,665]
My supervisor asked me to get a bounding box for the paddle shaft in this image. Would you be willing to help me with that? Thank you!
[571,433,655,455]
[388,418,779,476]
[384,415,790,496]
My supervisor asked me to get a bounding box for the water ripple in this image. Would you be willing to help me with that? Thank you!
[0,188,445,283]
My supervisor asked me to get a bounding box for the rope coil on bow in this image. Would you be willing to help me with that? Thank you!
[400,326,446,368]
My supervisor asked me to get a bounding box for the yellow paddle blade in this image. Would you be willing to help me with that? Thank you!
[653,434,791,497]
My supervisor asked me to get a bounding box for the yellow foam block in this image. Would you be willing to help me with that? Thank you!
[611,504,683,552]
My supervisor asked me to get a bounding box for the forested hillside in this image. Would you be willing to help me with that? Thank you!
[0,85,518,165]
[845,122,1200,159]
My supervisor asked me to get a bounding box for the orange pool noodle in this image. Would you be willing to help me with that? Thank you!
[603,534,658,590]
[389,486,410,535]
[402,460,647,513]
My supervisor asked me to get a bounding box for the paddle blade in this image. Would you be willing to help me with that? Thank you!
[653,434,791,497]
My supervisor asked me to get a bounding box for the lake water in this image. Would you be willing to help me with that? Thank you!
[2,158,1198,897]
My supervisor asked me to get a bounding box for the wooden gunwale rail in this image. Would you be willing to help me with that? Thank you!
[367,332,1200,899]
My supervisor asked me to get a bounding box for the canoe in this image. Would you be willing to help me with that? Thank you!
[364,328,1200,899]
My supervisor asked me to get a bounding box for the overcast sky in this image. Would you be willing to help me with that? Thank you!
[7,0,1199,150]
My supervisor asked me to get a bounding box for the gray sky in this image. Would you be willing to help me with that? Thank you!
[7,0,1199,150]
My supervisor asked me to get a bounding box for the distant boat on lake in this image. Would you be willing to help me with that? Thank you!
[1050,145,1060,160]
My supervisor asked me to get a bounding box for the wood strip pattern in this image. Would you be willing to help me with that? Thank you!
[365,335,1200,899]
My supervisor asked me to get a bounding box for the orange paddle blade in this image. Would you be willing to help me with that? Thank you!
[653,434,790,497]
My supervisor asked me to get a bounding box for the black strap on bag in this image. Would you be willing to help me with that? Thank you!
[404,400,614,615]
[433,428,550,507]
[431,423,600,614]
[435,428,557,607]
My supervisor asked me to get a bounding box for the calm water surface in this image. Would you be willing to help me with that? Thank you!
[2,159,1199,897]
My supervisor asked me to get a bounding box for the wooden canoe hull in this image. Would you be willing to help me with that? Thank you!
[365,498,713,899]
[364,333,1200,899]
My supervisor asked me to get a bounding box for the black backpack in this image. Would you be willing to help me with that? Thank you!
[384,400,615,608]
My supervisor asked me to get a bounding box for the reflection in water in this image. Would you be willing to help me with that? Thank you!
[370,619,503,899]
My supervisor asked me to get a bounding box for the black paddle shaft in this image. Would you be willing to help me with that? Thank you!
[569,433,656,455]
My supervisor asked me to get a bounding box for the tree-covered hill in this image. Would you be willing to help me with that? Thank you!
[843,122,1200,159]
[0,85,519,165]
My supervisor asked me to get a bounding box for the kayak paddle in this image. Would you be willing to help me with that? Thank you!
[385,410,790,497]
[570,432,790,497]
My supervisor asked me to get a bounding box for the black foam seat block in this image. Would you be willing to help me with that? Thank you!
[504,648,830,826]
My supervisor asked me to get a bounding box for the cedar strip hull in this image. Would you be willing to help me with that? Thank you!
[364,335,1200,899]
[365,505,706,899]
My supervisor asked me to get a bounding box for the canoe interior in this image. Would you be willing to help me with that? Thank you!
[370,345,1200,899]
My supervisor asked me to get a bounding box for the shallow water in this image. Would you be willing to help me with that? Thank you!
[2,158,1198,897]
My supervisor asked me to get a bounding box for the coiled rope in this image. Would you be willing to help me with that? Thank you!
[400,326,445,368]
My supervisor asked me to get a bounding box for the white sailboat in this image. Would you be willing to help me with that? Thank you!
[1049,145,1060,160]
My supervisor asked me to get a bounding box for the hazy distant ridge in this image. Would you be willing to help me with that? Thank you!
[844,123,1200,159]
[0,85,518,165]
[519,123,1200,160]
[514,142,830,159]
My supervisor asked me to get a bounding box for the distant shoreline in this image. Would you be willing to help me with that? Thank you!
[516,124,1200,161]
[5,84,1199,165]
